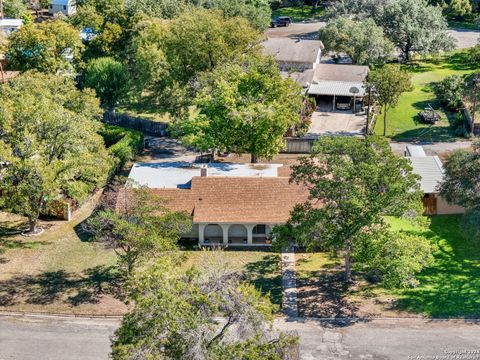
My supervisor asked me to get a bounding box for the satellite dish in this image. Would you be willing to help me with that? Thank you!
[349,86,360,95]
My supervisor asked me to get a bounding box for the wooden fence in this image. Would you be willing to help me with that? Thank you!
[282,137,316,154]
[103,111,168,136]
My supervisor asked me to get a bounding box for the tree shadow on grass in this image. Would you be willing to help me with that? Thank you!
[296,265,360,319]
[390,216,480,318]
[0,265,123,308]
[244,255,282,307]
[0,220,51,256]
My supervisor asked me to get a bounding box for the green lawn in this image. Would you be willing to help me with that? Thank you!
[272,5,325,22]
[374,52,480,141]
[182,249,282,306]
[388,215,480,318]
[448,18,480,30]
[296,215,480,318]
[0,205,281,314]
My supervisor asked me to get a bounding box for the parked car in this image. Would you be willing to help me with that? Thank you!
[270,16,292,28]
[335,96,352,111]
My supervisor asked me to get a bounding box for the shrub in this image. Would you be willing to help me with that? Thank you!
[100,125,144,171]
[432,75,466,110]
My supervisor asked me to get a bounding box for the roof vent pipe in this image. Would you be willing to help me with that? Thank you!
[200,164,208,177]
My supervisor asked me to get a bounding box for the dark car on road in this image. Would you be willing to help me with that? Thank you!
[270,16,292,28]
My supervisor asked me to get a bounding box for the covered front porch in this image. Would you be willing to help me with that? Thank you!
[198,223,274,247]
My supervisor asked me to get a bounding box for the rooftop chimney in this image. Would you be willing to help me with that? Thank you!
[200,164,208,177]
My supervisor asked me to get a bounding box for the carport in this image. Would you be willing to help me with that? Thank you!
[308,81,366,113]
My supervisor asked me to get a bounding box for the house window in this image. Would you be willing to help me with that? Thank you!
[63,5,67,9]
[253,225,266,235]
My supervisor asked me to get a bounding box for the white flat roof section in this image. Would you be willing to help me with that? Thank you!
[408,156,444,194]
[308,81,366,97]
[0,19,23,27]
[128,162,282,189]
[405,145,427,157]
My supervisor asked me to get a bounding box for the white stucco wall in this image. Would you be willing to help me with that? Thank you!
[49,3,76,16]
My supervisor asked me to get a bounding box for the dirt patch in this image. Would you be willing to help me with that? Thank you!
[296,254,415,318]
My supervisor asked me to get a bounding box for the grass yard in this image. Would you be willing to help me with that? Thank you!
[272,5,325,22]
[448,18,480,30]
[374,51,480,141]
[387,215,480,318]
[0,198,281,314]
[296,215,480,318]
[181,249,282,306]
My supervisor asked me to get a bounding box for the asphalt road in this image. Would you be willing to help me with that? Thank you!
[266,22,479,49]
[1,315,480,360]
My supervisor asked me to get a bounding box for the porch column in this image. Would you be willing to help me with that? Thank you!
[198,223,206,245]
[245,224,255,245]
[332,95,336,112]
[220,224,230,244]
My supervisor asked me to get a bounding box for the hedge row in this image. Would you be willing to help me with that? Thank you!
[100,125,144,171]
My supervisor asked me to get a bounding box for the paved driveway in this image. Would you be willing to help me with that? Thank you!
[266,22,325,39]
[448,28,479,49]
[3,315,479,360]
[308,111,366,136]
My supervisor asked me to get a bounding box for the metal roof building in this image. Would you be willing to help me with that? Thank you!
[408,156,444,194]
[308,81,366,97]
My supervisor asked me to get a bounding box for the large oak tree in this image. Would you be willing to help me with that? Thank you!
[284,136,431,286]
[0,73,111,233]
[174,55,303,163]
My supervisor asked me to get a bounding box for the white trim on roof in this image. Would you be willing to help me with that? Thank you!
[308,81,366,97]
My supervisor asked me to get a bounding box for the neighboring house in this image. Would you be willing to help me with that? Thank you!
[406,151,465,215]
[123,162,310,247]
[48,0,76,16]
[262,37,324,72]
[0,18,23,35]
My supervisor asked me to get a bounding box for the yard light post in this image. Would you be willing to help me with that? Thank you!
[365,83,375,136]
[471,73,480,137]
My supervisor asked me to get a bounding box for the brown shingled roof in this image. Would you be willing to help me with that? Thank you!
[149,176,311,224]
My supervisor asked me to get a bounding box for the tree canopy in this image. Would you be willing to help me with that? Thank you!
[382,0,455,61]
[439,140,480,240]
[124,0,272,30]
[128,9,262,115]
[3,0,28,18]
[86,187,192,275]
[368,65,413,136]
[84,57,130,110]
[174,55,303,163]
[5,20,83,73]
[70,0,135,61]
[326,0,455,61]
[112,253,298,359]
[280,136,430,286]
[0,73,111,233]
[320,17,394,66]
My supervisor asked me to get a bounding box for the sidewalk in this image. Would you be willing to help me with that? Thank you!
[281,250,298,318]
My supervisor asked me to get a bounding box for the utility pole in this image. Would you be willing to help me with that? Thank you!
[0,0,4,19]
[471,74,480,137]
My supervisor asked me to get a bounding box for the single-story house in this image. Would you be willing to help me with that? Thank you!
[0,18,23,35]
[48,0,76,16]
[307,64,369,112]
[262,37,324,72]
[407,152,464,215]
[123,162,310,246]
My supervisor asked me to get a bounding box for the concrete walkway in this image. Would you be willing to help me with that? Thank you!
[281,251,298,318]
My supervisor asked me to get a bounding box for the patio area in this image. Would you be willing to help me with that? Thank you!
[202,237,272,247]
